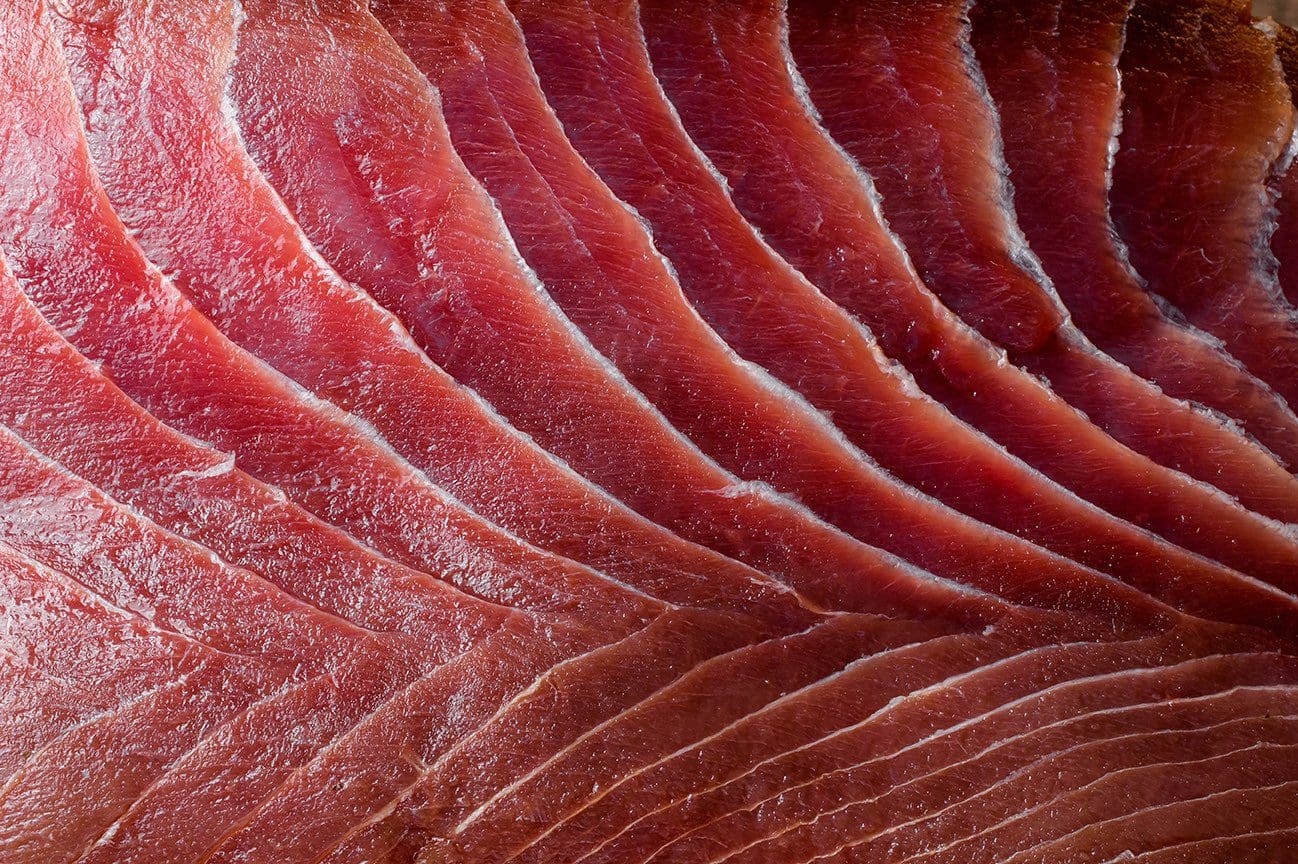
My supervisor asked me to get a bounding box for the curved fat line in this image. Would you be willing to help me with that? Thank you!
[543,0,1248,614]
[707,681,1298,863]
[68,665,377,863]
[903,741,1298,864]
[1120,826,1298,862]
[1000,776,1298,864]
[197,618,658,862]
[224,0,798,604]
[737,707,1298,864]
[779,1,1298,538]
[0,423,395,650]
[452,617,941,837]
[0,673,201,807]
[43,0,665,619]
[605,647,1280,864]
[507,630,994,863]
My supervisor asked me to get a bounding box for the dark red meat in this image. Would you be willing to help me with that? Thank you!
[0,0,1293,861]
[509,0,1298,623]
[972,0,1298,469]
[1112,0,1298,410]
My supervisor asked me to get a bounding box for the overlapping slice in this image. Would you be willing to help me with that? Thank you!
[629,0,1298,565]
[506,0,1298,626]
[496,622,1292,864]
[0,544,294,860]
[223,0,941,622]
[218,0,1021,624]
[0,7,857,860]
[1112,0,1298,409]
[0,0,1294,862]
[971,0,1298,468]
[781,0,1298,516]
[368,0,1296,627]
[48,0,909,626]
[1271,21,1298,309]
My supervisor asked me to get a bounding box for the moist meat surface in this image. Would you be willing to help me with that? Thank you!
[0,1,1295,863]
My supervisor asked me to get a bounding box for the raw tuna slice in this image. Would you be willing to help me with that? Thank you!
[0,0,747,639]
[780,0,1298,514]
[53,0,910,625]
[706,684,1298,864]
[637,0,1298,546]
[971,0,1298,468]
[328,614,1085,864]
[1269,22,1298,309]
[0,13,890,862]
[362,0,1275,630]
[518,624,1288,864]
[431,616,1101,864]
[1111,0,1298,409]
[0,545,285,859]
[66,0,1125,627]
[0,543,271,780]
[1133,829,1298,864]
[201,611,988,864]
[0,423,382,673]
[0,424,465,862]
[0,238,511,658]
[230,0,963,623]
[507,0,1298,606]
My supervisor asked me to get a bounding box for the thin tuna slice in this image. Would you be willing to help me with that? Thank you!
[0,0,693,639]
[50,0,883,626]
[506,0,1298,619]
[506,623,1288,864]
[1111,0,1298,409]
[971,0,1298,469]
[229,0,961,625]
[713,676,1298,864]
[68,0,1118,630]
[635,0,1298,573]
[0,254,510,656]
[782,0,1298,515]
[234,2,1018,624]
[0,543,272,781]
[0,423,453,862]
[0,14,872,861]
[0,423,383,674]
[0,545,289,861]
[325,614,1075,863]
[1269,22,1298,309]
[635,0,1298,545]
[202,610,987,864]
[361,0,1283,632]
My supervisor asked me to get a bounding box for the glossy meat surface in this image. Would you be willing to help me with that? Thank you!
[0,0,1294,861]
[973,0,1298,468]
[1112,0,1298,409]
